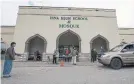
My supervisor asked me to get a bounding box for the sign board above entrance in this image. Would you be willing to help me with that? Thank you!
[50,16,88,20]
[50,16,88,28]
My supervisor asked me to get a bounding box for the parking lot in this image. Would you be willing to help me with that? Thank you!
[1,62,134,84]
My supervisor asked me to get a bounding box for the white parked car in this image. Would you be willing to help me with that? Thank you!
[98,43,134,69]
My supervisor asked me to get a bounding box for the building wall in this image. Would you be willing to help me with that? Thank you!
[2,26,133,51]
[1,6,133,55]
[13,6,120,54]
[0,26,15,47]
[119,28,134,43]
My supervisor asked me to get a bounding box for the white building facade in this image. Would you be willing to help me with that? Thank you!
[1,6,134,61]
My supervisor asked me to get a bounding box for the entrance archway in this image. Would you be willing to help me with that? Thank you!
[25,34,47,61]
[56,30,81,52]
[90,34,109,53]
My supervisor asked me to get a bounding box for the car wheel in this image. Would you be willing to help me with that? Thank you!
[110,58,122,69]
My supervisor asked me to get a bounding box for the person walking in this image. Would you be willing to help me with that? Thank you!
[3,42,21,78]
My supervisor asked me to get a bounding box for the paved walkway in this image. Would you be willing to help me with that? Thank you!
[1,62,134,84]
[13,61,98,67]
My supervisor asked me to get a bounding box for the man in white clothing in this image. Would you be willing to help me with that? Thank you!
[70,47,78,65]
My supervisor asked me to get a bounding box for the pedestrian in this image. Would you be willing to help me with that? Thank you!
[1,39,8,77]
[91,49,94,62]
[93,49,97,61]
[71,47,78,65]
[100,46,105,57]
[53,50,57,64]
[3,42,21,78]
[55,49,59,64]
[36,50,41,61]
[65,48,70,62]
[53,49,59,64]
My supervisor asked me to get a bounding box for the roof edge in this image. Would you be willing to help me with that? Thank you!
[118,28,134,30]
[1,25,15,28]
[19,6,116,12]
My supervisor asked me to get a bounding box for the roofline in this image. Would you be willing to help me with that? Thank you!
[1,25,134,29]
[0,25,15,28]
[19,6,116,12]
[118,28,134,30]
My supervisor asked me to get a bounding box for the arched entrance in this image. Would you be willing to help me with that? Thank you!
[25,34,47,61]
[56,30,81,53]
[90,34,109,53]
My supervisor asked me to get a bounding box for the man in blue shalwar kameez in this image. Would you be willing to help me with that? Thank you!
[3,42,20,78]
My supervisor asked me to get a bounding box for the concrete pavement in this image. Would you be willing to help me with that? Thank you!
[1,62,134,84]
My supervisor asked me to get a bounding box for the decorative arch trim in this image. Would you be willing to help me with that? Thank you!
[90,34,109,51]
[25,34,47,44]
[25,34,47,53]
[57,30,81,41]
[90,34,109,44]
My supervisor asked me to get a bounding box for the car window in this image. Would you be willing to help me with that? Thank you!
[110,45,124,52]
[123,44,134,52]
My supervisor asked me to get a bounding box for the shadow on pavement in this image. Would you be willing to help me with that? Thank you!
[122,65,134,69]
[97,64,134,70]
[97,64,112,70]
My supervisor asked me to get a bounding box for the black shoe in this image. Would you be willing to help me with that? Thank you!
[3,75,11,78]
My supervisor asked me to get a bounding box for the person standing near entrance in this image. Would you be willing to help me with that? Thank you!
[53,49,59,64]
[3,42,21,78]
[53,49,57,64]
[91,48,97,62]
[55,49,59,64]
[93,49,97,61]
[65,48,70,62]
[70,47,78,65]
[100,46,105,57]
[91,49,95,62]
[34,50,42,61]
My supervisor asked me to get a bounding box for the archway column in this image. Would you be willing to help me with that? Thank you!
[42,42,47,61]
[25,42,29,52]
[23,43,29,61]
[79,40,90,62]
[78,39,81,52]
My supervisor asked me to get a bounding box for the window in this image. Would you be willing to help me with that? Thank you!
[110,45,124,52]
[124,44,134,52]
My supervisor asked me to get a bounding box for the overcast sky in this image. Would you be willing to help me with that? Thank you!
[0,0,134,28]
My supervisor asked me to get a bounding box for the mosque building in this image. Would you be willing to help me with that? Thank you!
[1,6,134,61]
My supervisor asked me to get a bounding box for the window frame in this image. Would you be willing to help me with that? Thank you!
[122,44,134,52]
